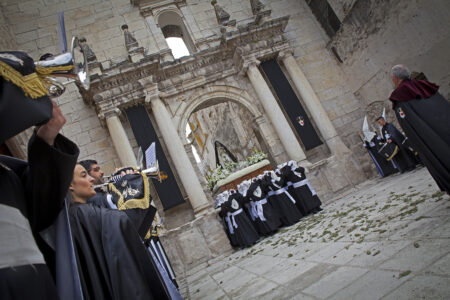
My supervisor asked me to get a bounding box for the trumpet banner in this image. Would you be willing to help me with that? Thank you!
[108,172,156,239]
[108,172,150,210]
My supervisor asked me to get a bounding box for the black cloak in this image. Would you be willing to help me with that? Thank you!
[0,133,79,300]
[390,87,450,194]
[68,203,170,300]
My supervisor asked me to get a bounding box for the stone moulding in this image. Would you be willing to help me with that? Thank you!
[177,85,263,144]
[83,15,290,115]
[133,0,187,17]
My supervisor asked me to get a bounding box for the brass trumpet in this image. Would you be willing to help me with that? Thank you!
[94,161,167,189]
[35,37,90,97]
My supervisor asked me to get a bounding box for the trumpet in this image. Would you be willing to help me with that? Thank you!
[35,36,90,97]
[94,161,167,189]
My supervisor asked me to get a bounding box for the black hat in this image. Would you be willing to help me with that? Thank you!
[0,51,52,144]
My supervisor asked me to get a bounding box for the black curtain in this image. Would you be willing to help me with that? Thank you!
[260,59,323,150]
[126,105,185,210]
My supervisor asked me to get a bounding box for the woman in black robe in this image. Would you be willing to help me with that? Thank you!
[223,190,259,248]
[218,193,238,248]
[389,65,450,194]
[246,178,281,235]
[68,164,181,300]
[262,172,303,226]
[282,164,322,215]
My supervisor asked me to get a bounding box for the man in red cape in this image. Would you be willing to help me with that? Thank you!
[389,65,450,194]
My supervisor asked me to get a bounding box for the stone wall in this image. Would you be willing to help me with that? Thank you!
[160,212,233,279]
[330,0,450,107]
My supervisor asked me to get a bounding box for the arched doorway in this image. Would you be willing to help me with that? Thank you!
[178,86,277,188]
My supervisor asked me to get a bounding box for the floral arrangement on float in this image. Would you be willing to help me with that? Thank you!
[206,150,268,191]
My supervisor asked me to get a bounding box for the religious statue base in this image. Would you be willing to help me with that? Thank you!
[213,159,272,194]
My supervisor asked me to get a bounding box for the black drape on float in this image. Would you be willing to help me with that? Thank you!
[260,59,322,150]
[126,105,185,210]
[393,93,450,194]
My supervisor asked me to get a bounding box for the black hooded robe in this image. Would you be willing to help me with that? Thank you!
[283,165,322,215]
[246,180,281,235]
[262,173,303,226]
[223,191,259,248]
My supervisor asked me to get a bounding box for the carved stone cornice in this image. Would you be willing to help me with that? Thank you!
[98,108,121,121]
[278,48,295,61]
[235,55,260,76]
[81,15,291,112]
[134,0,187,17]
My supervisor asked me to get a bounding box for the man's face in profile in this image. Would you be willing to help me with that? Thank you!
[377,119,386,127]
[89,164,104,185]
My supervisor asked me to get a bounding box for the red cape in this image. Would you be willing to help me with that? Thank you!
[390,79,439,102]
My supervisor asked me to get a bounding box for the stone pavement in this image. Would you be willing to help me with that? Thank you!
[181,167,450,299]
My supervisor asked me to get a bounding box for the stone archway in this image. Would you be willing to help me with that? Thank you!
[176,85,281,181]
[177,85,262,144]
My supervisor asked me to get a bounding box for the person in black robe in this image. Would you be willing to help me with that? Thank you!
[246,178,281,235]
[0,51,79,300]
[363,135,398,177]
[218,194,238,247]
[68,164,181,300]
[282,164,322,215]
[262,171,303,226]
[377,117,416,173]
[222,190,259,248]
[389,64,450,194]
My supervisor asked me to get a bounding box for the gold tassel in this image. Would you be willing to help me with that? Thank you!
[0,61,48,99]
[35,64,73,75]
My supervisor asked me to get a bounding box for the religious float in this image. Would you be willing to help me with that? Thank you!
[206,150,271,194]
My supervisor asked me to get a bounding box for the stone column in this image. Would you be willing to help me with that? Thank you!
[104,109,137,167]
[279,50,350,157]
[150,96,210,215]
[254,115,289,164]
[244,59,309,163]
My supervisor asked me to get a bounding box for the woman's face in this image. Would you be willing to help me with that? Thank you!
[70,164,96,200]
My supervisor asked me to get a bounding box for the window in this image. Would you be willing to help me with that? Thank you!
[158,11,196,58]
[166,37,190,59]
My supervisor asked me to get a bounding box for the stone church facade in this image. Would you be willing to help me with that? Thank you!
[1,0,449,277]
